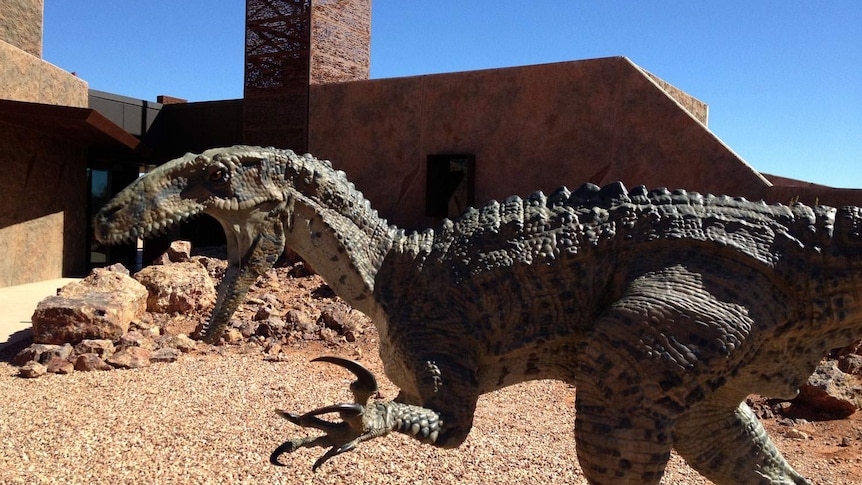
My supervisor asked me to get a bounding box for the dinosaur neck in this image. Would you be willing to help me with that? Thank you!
[284,176,397,315]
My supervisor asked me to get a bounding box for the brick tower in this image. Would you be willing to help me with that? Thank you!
[243,0,371,150]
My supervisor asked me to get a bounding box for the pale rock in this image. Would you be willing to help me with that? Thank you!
[795,361,861,418]
[31,268,148,344]
[225,328,244,344]
[162,315,201,336]
[152,240,192,265]
[19,361,47,378]
[134,262,216,314]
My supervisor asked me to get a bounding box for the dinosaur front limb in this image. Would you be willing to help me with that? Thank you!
[201,208,287,343]
[271,357,443,471]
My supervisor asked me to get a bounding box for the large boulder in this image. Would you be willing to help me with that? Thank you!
[134,262,216,314]
[31,268,148,344]
[794,361,862,418]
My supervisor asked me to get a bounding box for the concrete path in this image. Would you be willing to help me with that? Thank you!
[0,278,79,351]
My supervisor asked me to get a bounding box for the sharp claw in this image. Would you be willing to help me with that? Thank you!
[302,403,364,419]
[273,356,385,471]
[312,356,379,400]
[269,440,297,466]
[276,409,299,421]
[311,438,361,472]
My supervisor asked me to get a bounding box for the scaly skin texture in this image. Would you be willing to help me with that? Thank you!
[94,146,862,485]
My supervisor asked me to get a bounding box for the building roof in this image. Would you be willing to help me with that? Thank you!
[0,99,140,150]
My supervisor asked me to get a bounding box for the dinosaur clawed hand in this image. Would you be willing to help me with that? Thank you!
[270,356,389,471]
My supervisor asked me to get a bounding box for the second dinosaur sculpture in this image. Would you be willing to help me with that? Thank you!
[95,146,862,484]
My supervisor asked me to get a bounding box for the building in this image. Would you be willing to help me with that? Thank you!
[1,0,859,288]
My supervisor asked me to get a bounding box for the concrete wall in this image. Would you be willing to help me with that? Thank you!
[308,56,771,229]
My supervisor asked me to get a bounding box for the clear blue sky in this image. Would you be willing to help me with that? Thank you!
[43,1,861,188]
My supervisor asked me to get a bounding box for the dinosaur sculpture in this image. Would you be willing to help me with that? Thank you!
[94,145,862,485]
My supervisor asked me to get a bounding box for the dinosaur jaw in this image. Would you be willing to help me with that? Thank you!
[94,195,204,245]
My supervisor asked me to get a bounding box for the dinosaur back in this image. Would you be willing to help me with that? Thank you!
[418,182,823,280]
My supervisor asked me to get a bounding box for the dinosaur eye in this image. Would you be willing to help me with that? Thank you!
[208,167,229,184]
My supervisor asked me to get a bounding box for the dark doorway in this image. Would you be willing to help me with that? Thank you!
[426,154,475,218]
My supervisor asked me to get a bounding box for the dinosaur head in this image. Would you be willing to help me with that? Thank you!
[94,146,287,244]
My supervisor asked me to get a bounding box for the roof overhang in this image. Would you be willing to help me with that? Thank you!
[0,99,141,150]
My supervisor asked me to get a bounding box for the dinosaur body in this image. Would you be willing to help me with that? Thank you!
[95,146,862,485]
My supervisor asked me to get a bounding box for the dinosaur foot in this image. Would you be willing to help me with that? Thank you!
[272,356,445,470]
[270,406,370,470]
[270,356,389,471]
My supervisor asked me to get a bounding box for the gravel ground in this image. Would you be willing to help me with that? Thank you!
[1,341,860,484]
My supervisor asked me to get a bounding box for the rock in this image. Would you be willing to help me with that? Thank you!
[238,322,259,338]
[261,293,281,307]
[46,357,74,374]
[254,305,276,321]
[134,262,216,314]
[319,327,342,345]
[31,268,148,344]
[257,317,286,338]
[794,361,861,418]
[117,331,155,350]
[14,343,72,365]
[74,353,112,371]
[152,240,192,265]
[74,339,115,358]
[784,428,809,440]
[107,347,152,369]
[19,361,47,378]
[190,256,227,282]
[319,303,366,342]
[838,353,862,376]
[157,334,197,353]
[161,315,202,336]
[286,309,317,333]
[264,341,283,355]
[150,347,180,363]
[224,328,244,344]
[102,263,130,276]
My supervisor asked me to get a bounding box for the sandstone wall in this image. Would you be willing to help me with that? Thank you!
[310,0,371,84]
[308,57,770,229]
[0,41,88,107]
[0,0,43,56]
[0,122,88,287]
[0,4,90,287]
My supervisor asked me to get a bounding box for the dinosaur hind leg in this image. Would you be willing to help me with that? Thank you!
[674,401,810,485]
[574,377,674,484]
